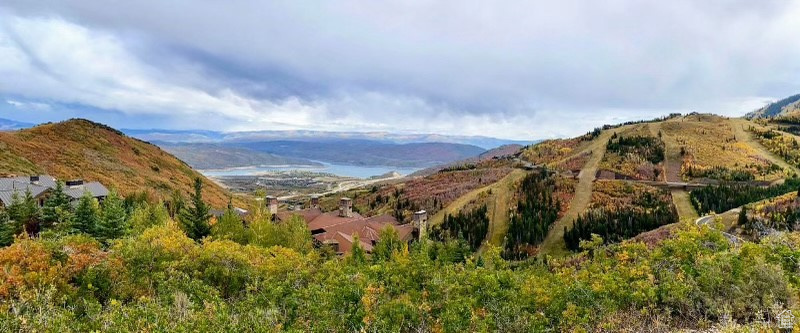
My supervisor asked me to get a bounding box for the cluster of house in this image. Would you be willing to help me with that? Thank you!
[1,175,423,256]
[268,195,428,255]
[0,175,109,208]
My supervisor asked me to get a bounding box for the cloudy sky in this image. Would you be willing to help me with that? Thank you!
[1,1,799,140]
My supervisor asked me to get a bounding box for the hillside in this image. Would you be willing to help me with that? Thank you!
[156,142,321,170]
[0,119,236,208]
[746,93,800,119]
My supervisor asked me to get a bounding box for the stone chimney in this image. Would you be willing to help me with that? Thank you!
[310,195,320,209]
[413,210,428,240]
[339,197,352,217]
[265,195,278,215]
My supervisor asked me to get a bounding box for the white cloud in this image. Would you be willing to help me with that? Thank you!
[6,99,51,111]
[0,1,799,139]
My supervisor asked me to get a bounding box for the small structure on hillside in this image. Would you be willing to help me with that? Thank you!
[0,175,109,208]
[413,210,428,240]
[265,195,278,216]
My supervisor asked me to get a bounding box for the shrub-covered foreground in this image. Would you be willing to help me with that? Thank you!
[1,220,800,332]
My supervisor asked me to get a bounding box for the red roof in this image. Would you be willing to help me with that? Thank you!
[285,207,415,254]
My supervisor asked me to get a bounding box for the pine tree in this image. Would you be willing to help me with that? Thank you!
[738,206,748,227]
[9,189,41,236]
[179,177,212,241]
[41,181,73,229]
[73,191,100,235]
[96,191,127,244]
[0,208,16,246]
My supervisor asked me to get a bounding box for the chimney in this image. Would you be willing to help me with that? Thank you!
[310,195,320,209]
[413,210,428,241]
[339,197,352,217]
[29,175,40,183]
[265,195,278,215]
[66,179,84,187]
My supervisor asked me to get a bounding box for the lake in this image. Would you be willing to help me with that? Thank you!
[200,162,424,179]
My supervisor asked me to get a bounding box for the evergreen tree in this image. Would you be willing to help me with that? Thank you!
[96,190,127,244]
[41,181,73,229]
[738,206,748,227]
[212,198,249,244]
[73,191,100,235]
[179,177,212,241]
[0,208,16,246]
[8,189,42,236]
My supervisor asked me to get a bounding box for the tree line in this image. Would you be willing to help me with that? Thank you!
[504,170,561,259]
[429,205,489,251]
[606,133,665,164]
[689,177,800,215]
[564,192,678,251]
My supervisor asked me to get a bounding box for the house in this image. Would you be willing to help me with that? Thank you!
[210,207,249,225]
[273,196,425,255]
[778,309,795,329]
[0,175,109,208]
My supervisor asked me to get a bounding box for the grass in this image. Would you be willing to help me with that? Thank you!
[658,115,783,181]
[598,124,665,180]
[670,189,699,222]
[730,118,800,175]
[0,119,239,208]
[539,128,615,256]
[428,169,527,249]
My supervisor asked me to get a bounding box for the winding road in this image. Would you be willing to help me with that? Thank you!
[694,208,743,245]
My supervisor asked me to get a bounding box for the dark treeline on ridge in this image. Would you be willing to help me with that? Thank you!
[690,177,800,215]
[504,170,561,259]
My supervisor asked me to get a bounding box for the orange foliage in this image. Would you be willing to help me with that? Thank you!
[0,236,64,298]
[0,119,237,208]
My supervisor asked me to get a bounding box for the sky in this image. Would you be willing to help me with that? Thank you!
[1,1,799,140]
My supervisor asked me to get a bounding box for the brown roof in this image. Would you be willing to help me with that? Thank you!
[307,211,364,231]
[281,206,416,254]
[276,207,323,223]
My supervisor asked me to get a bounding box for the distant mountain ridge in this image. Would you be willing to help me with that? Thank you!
[0,118,33,131]
[234,140,486,168]
[156,142,321,170]
[123,128,532,150]
[745,93,800,119]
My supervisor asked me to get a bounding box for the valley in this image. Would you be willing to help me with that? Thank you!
[5,103,800,331]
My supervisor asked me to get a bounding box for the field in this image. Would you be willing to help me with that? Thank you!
[519,132,596,166]
[659,115,782,181]
[598,124,665,180]
[589,180,672,211]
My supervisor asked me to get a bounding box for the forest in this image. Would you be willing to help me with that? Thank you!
[605,134,665,165]
[563,191,679,251]
[429,205,489,251]
[0,177,799,331]
[689,177,800,215]
[503,170,561,259]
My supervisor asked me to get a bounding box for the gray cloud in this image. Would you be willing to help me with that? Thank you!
[1,1,799,139]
